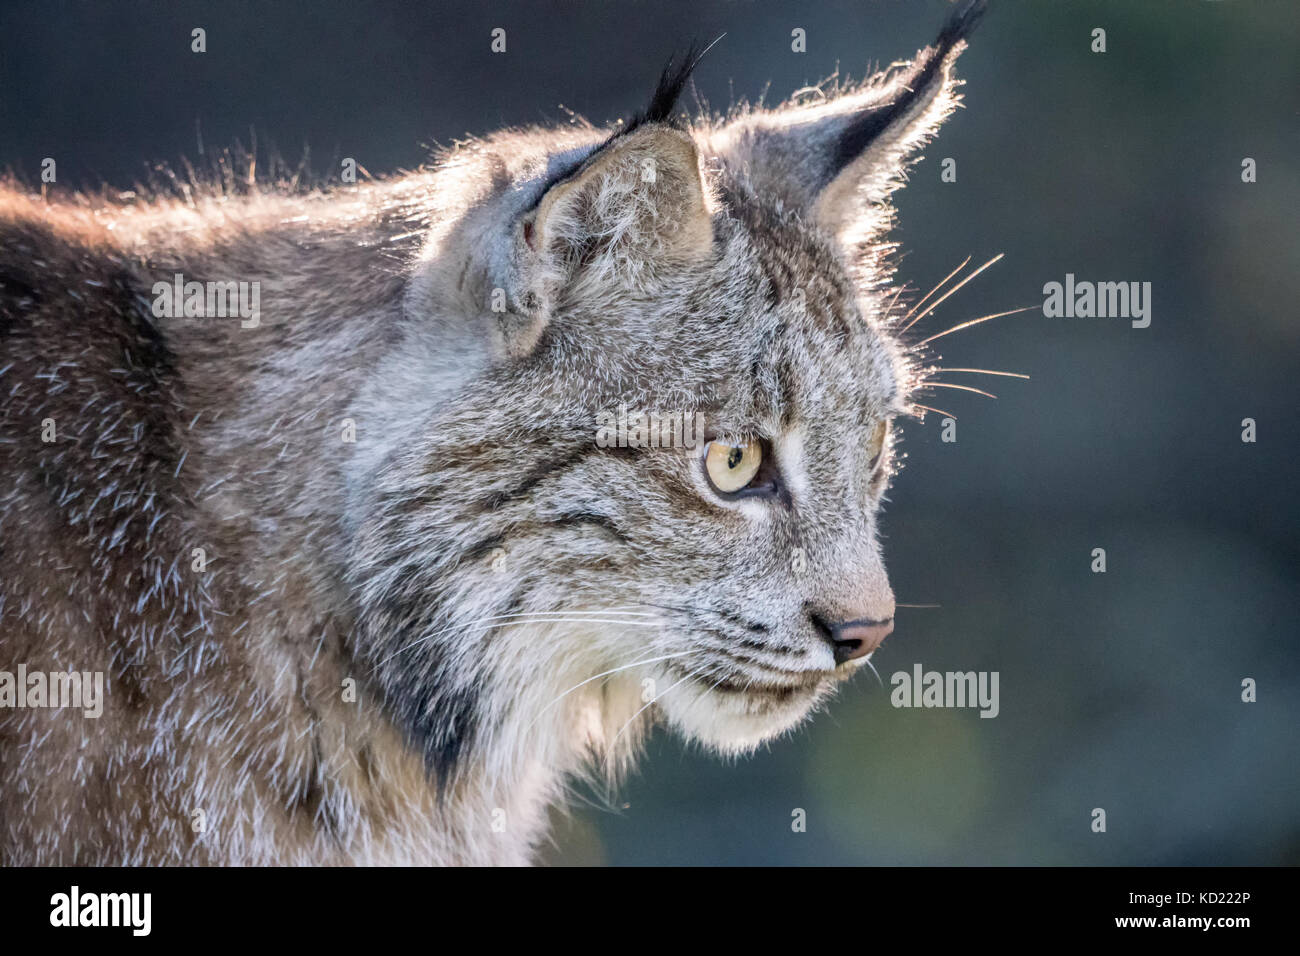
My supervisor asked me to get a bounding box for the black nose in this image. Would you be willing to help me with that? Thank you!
[811,613,895,665]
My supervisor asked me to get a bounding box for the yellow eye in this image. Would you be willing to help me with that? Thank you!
[705,439,763,494]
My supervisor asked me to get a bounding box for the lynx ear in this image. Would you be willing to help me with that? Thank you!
[712,0,984,244]
[502,125,713,357]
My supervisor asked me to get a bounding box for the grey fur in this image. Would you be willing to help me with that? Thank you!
[0,7,980,864]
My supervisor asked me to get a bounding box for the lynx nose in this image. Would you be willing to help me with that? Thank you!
[811,614,895,665]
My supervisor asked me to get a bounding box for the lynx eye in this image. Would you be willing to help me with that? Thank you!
[704,439,764,494]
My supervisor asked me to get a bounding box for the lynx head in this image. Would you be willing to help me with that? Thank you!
[349,2,985,784]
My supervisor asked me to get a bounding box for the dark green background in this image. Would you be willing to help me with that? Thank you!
[3,0,1296,864]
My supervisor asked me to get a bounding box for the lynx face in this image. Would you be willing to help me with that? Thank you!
[554,195,908,754]
[351,3,984,778]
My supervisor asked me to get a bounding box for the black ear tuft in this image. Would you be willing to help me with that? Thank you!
[619,44,702,138]
[528,45,706,211]
[937,0,989,49]
[832,0,987,175]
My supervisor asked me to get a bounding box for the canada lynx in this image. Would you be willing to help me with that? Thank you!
[0,2,985,864]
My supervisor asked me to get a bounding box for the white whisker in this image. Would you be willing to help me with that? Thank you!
[930,367,1029,380]
[372,610,663,668]
[915,305,1035,347]
[609,669,700,748]
[900,253,1004,334]
[898,254,972,328]
[910,402,956,420]
[922,381,998,399]
[526,650,696,728]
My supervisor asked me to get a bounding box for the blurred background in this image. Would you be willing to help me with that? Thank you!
[2,0,1296,864]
